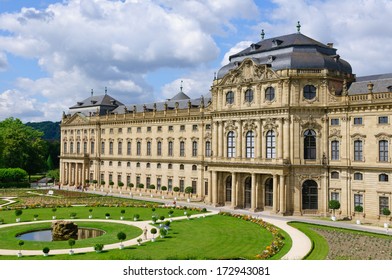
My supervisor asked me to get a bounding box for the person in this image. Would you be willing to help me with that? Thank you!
[143,227,147,240]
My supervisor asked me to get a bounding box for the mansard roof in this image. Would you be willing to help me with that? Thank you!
[218,32,352,79]
[69,94,123,109]
[348,73,392,95]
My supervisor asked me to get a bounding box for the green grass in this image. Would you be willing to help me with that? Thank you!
[0,221,141,250]
[0,215,287,260]
[0,199,8,206]
[0,206,200,223]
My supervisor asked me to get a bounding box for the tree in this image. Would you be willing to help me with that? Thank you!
[46,154,54,171]
[117,232,127,247]
[18,240,24,255]
[329,200,341,220]
[185,186,193,198]
[150,228,157,240]
[0,118,47,179]
[46,169,59,184]
[68,238,76,250]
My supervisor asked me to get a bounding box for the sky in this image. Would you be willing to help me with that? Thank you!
[0,0,391,122]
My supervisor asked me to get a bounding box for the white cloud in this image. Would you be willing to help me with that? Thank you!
[0,52,7,71]
[220,41,253,66]
[0,90,43,121]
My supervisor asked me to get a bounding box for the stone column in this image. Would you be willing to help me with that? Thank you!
[208,171,213,203]
[251,173,257,211]
[213,122,218,158]
[237,120,242,158]
[258,119,263,159]
[279,175,286,214]
[218,121,223,158]
[278,118,283,159]
[283,117,290,160]
[272,174,278,213]
[212,171,218,205]
[231,172,237,208]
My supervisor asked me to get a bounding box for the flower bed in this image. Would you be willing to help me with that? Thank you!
[219,212,285,259]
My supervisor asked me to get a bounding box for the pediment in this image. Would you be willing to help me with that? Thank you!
[63,113,89,125]
[219,59,280,86]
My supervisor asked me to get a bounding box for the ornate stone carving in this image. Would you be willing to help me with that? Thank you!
[263,118,278,132]
[243,120,257,132]
[329,129,342,138]
[375,133,392,140]
[224,120,238,132]
[52,221,78,241]
[300,115,322,134]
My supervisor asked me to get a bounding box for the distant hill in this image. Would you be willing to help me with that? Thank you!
[26,121,61,141]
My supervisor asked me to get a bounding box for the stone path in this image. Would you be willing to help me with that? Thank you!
[0,197,17,208]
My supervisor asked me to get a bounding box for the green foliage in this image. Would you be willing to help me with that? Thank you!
[161,186,167,191]
[128,183,134,188]
[354,205,363,213]
[0,118,47,175]
[159,228,168,237]
[94,243,104,252]
[46,155,54,171]
[0,182,30,188]
[185,186,193,197]
[382,208,391,216]
[100,180,105,185]
[159,216,165,221]
[70,212,77,218]
[46,169,59,182]
[173,187,180,192]
[133,214,140,220]
[105,213,110,217]
[120,209,125,215]
[25,121,60,141]
[52,208,57,213]
[42,247,50,254]
[148,184,155,189]
[0,168,28,183]
[138,183,144,189]
[150,228,157,235]
[117,232,127,242]
[328,200,341,210]
[109,181,114,186]
[68,238,76,248]
[118,182,124,187]
[18,240,24,247]
[15,209,23,217]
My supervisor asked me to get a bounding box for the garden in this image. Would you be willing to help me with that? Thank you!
[0,188,290,260]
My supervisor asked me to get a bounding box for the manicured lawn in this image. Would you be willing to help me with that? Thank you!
[0,206,200,223]
[0,215,288,260]
[0,199,8,206]
[0,221,141,250]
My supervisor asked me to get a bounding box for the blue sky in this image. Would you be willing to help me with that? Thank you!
[0,0,391,122]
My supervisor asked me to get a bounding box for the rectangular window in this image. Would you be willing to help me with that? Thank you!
[117,174,122,184]
[179,179,184,192]
[101,129,105,134]
[354,172,363,180]
[109,128,113,134]
[101,142,105,154]
[354,140,363,161]
[63,142,67,154]
[118,128,122,134]
[168,141,173,156]
[109,142,113,155]
[127,142,131,155]
[77,142,81,154]
[168,179,173,191]
[206,124,211,130]
[157,178,161,190]
[157,126,162,132]
[192,124,198,131]
[379,116,388,124]
[70,142,74,153]
[137,127,141,133]
[331,192,340,201]
[379,140,389,162]
[353,117,363,125]
[146,177,151,188]
[180,141,185,157]
[137,142,141,156]
[331,118,340,126]
[136,176,140,186]
[157,141,162,156]
[109,174,113,183]
[192,181,197,194]
[354,194,363,207]
[168,126,173,131]
[100,173,104,182]
[147,142,151,156]
[126,176,130,185]
[147,127,151,132]
[205,141,211,157]
[379,196,389,215]
[127,127,131,133]
[90,141,95,154]
[118,142,122,155]
[204,181,208,195]
[83,142,87,154]
[180,125,185,131]
[331,140,339,160]
[192,141,198,157]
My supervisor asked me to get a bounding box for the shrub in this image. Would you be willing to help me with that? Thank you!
[118,182,124,188]
[383,208,391,216]
[159,216,165,221]
[70,212,77,218]
[120,209,125,215]
[18,240,24,253]
[42,247,50,254]
[173,187,180,192]
[68,238,76,249]
[89,209,93,213]
[354,205,363,213]
[94,244,104,252]
[150,228,157,236]
[185,186,193,197]
[117,232,127,244]
[137,238,142,244]
[152,216,158,223]
[0,168,28,183]
[328,200,340,217]
[15,209,23,217]
[168,210,174,216]
[133,214,140,220]
[109,181,114,186]
[161,186,167,191]
[148,184,155,190]
[100,180,105,186]
[159,228,167,238]
[52,208,57,213]
[105,213,110,218]
[138,183,144,189]
[151,207,156,212]
[128,183,134,188]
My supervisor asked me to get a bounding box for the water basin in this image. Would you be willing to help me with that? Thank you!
[17,227,105,241]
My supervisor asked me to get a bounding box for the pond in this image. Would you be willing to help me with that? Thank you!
[17,227,105,242]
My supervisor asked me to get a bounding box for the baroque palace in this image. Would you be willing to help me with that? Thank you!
[60,29,392,220]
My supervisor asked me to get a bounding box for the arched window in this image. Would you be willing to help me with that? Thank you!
[100,142,104,154]
[127,141,131,155]
[146,141,151,156]
[70,142,74,153]
[304,129,316,160]
[225,176,232,202]
[136,162,140,168]
[266,130,276,159]
[265,178,273,207]
[227,131,236,158]
[179,164,184,170]
[354,140,363,161]
[168,163,172,169]
[127,162,130,167]
[157,141,162,156]
[246,131,255,158]
[354,172,363,180]
[192,165,197,171]
[265,87,275,101]
[157,163,161,169]
[168,141,173,156]
[118,141,122,155]
[63,142,67,154]
[245,89,253,102]
[226,91,234,104]
[303,85,316,100]
[379,174,389,182]
[77,142,81,154]
[379,140,388,162]
[146,163,151,168]
[331,140,339,160]
[109,141,113,155]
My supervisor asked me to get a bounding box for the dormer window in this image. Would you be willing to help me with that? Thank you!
[77,102,83,106]
[272,39,283,47]
[388,86,392,92]
[250,43,260,51]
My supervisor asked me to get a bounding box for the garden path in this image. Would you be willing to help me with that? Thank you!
[0,197,17,208]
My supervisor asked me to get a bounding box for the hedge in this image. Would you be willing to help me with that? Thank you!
[0,182,30,188]
[0,168,28,183]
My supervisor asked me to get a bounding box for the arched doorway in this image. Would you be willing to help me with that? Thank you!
[244,177,252,208]
[302,180,318,209]
[225,176,232,202]
[265,178,273,207]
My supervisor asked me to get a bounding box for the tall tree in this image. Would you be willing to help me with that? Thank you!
[0,118,47,179]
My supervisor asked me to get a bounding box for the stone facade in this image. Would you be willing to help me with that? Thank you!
[60,32,392,221]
